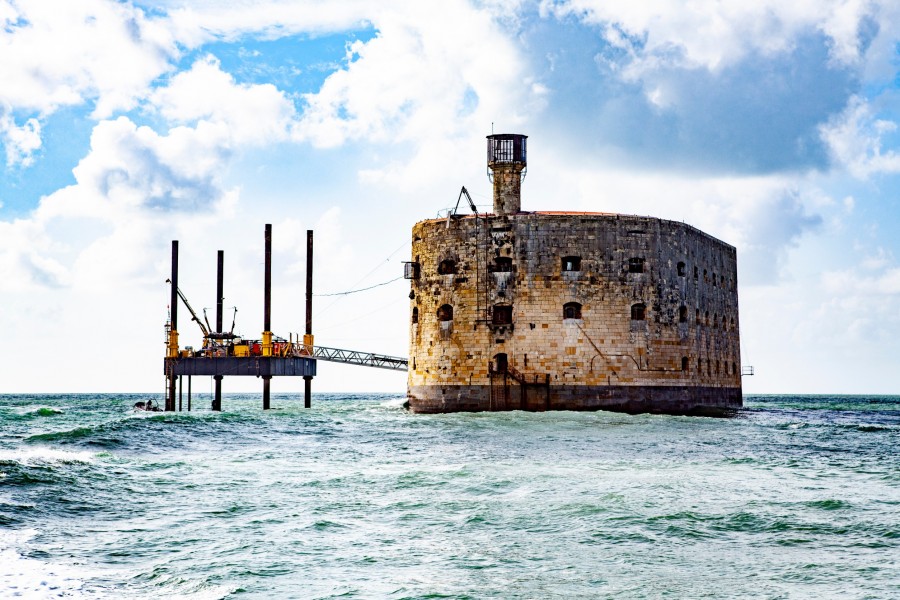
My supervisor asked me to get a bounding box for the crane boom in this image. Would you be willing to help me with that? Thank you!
[166,279,209,338]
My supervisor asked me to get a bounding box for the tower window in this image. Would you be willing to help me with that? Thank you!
[562,256,582,272]
[631,303,646,321]
[492,305,513,325]
[437,304,453,321]
[411,307,418,324]
[438,259,457,275]
[563,302,582,320]
[682,356,689,371]
[628,257,645,273]
[679,306,688,323]
[492,257,513,272]
[677,261,686,277]
[712,273,717,286]
[694,266,699,279]
[403,262,420,279]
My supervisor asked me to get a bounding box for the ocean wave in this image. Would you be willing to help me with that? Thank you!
[25,407,65,417]
[0,447,95,466]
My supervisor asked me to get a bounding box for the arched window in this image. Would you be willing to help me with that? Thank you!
[628,257,645,273]
[631,303,646,321]
[681,356,689,371]
[679,305,688,323]
[677,261,686,277]
[437,259,457,275]
[563,302,582,320]
[562,256,582,272]
[492,257,512,272]
[492,304,513,325]
[493,353,508,373]
[437,304,453,321]
[411,307,418,324]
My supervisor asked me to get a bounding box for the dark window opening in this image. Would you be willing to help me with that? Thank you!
[493,353,508,373]
[703,269,708,282]
[411,307,418,324]
[705,311,710,326]
[438,259,457,275]
[493,305,513,325]
[628,257,645,273]
[562,256,582,272]
[713,313,718,329]
[437,304,453,321]
[403,262,420,279]
[712,273,717,286]
[677,261,686,277]
[695,308,700,322]
[563,302,582,320]
[694,266,699,279]
[492,257,513,272]
[679,305,688,323]
[631,303,646,321]
[682,356,689,371]
[698,358,702,372]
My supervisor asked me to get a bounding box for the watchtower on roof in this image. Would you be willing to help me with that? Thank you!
[487,133,527,215]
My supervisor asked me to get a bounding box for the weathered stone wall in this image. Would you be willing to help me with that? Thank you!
[407,212,742,414]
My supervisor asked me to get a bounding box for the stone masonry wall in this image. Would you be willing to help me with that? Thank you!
[407,212,742,413]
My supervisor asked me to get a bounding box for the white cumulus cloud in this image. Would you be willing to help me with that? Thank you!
[819,95,900,177]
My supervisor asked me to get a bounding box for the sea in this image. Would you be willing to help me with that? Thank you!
[0,394,897,599]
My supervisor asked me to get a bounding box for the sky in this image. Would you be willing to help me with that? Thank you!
[1,0,899,395]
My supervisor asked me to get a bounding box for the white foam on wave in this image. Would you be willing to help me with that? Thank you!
[0,447,96,465]
[380,397,409,409]
[0,529,96,599]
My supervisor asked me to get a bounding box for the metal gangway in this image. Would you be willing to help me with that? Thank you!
[308,345,408,371]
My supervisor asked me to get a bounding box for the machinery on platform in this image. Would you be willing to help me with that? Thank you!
[163,225,407,413]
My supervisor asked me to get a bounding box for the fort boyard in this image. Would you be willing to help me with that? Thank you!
[406,134,743,416]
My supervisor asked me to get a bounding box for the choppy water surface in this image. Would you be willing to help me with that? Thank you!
[1,394,898,598]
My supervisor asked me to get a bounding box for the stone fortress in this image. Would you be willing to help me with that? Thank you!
[406,134,742,414]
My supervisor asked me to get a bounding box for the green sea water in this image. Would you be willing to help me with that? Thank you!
[1,394,898,598]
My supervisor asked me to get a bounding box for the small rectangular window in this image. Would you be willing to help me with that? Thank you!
[493,305,513,325]
[628,257,645,273]
[562,256,582,272]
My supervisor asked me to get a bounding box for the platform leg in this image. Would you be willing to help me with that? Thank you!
[178,376,183,412]
[304,375,312,409]
[188,376,192,412]
[213,375,223,411]
[263,376,271,410]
